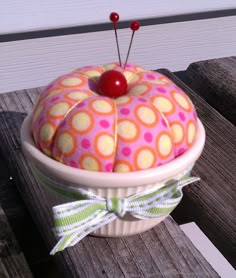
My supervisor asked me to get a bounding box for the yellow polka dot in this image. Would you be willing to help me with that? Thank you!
[71,112,93,134]
[54,155,63,163]
[118,120,139,142]
[122,70,134,82]
[115,96,131,105]
[33,104,43,122]
[102,64,116,71]
[66,91,90,100]
[40,123,54,142]
[135,148,155,170]
[49,102,70,117]
[135,105,158,127]
[91,99,113,114]
[114,161,132,172]
[58,132,75,155]
[172,92,190,111]
[157,133,173,158]
[134,66,146,72]
[84,70,101,79]
[129,84,149,95]
[42,148,51,157]
[152,97,174,114]
[187,121,196,146]
[129,74,141,84]
[47,89,63,99]
[170,123,184,144]
[80,155,100,171]
[95,133,114,158]
[61,77,83,87]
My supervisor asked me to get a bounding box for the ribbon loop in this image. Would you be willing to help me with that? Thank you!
[106,197,127,217]
[31,165,199,255]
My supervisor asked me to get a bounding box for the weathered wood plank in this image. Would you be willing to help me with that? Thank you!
[0,165,63,278]
[0,203,33,278]
[159,69,236,268]
[186,56,236,125]
[0,87,218,276]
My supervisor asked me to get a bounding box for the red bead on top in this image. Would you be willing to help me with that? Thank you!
[97,70,128,98]
[110,12,119,24]
[130,21,140,31]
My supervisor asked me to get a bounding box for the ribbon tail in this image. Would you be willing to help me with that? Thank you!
[129,176,199,219]
[50,233,74,255]
[50,212,117,255]
[178,176,200,190]
[130,196,182,219]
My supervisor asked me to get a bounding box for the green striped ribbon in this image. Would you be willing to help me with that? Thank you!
[32,166,199,255]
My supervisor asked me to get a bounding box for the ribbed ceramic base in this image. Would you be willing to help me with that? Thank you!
[91,216,166,237]
[21,115,205,238]
[41,183,168,236]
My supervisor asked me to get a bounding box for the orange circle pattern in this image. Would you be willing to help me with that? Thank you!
[117,118,141,143]
[32,63,198,172]
[69,110,95,135]
[156,131,174,159]
[134,104,159,128]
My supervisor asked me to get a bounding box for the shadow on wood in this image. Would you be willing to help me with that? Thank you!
[0,94,218,277]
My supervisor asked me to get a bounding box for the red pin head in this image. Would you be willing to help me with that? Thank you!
[97,12,128,99]
[124,20,140,69]
[110,12,121,67]
[110,12,119,24]
[97,14,140,99]
[130,21,140,31]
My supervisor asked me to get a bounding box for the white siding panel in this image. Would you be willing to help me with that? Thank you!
[0,16,236,93]
[1,0,236,34]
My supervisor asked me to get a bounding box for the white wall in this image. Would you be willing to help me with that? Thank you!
[1,0,236,34]
[0,1,236,93]
[1,16,236,93]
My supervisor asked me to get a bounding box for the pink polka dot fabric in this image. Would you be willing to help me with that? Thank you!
[32,63,198,172]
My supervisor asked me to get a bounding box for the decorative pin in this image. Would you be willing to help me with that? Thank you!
[110,12,122,67]
[97,14,140,98]
[124,21,140,69]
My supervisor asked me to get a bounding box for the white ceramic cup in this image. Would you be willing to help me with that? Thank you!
[21,114,205,236]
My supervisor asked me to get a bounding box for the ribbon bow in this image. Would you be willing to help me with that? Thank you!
[49,176,199,255]
[32,166,199,255]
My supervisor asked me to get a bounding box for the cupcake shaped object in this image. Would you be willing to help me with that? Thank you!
[31,14,197,173]
[21,13,205,251]
[31,62,197,172]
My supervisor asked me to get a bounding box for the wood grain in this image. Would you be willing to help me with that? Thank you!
[186,56,236,125]
[0,203,33,278]
[1,16,236,93]
[159,69,236,268]
[0,164,63,278]
[1,0,235,34]
[0,87,218,276]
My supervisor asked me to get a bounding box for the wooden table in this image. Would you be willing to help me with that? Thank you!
[186,56,236,125]
[1,69,234,277]
[162,69,236,268]
[0,203,33,277]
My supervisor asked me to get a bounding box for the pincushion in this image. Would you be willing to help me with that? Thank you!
[21,13,205,254]
[32,63,197,172]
